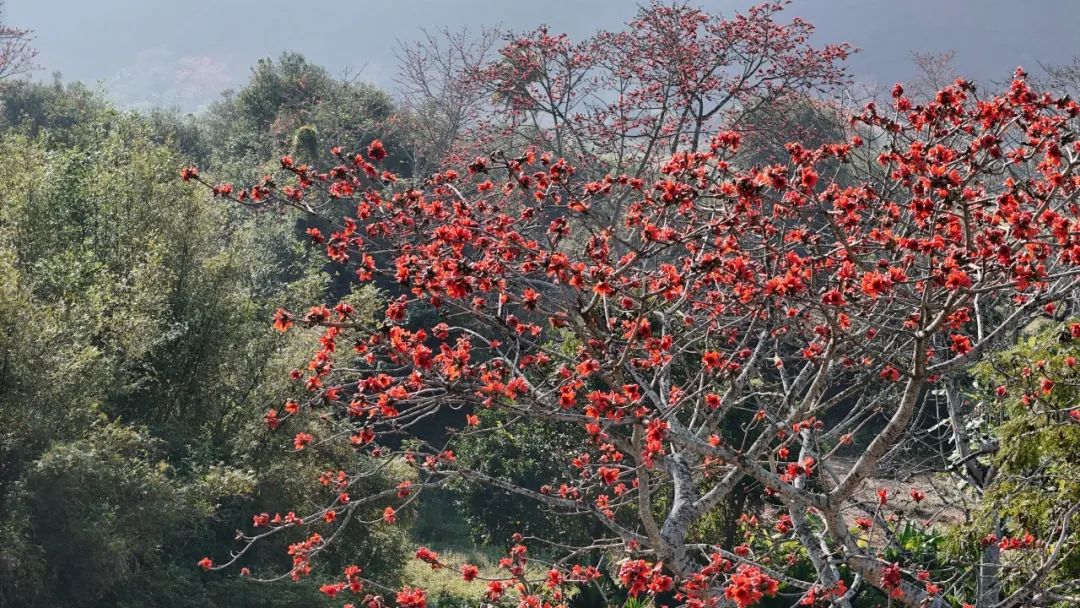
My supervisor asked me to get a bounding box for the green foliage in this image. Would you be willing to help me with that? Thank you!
[451,410,593,546]
[621,596,655,608]
[0,82,409,607]
[885,521,946,572]
[958,323,1080,586]
[24,423,194,599]
[202,52,410,177]
[0,75,108,142]
[292,124,320,163]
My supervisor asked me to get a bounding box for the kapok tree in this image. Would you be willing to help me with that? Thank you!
[187,59,1080,608]
[399,1,852,182]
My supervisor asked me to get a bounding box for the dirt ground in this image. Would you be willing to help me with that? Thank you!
[821,454,971,526]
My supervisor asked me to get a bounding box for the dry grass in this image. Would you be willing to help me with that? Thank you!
[402,546,506,602]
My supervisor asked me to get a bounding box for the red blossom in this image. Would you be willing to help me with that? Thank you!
[395,586,426,608]
[724,564,779,608]
[367,139,388,162]
[293,432,314,450]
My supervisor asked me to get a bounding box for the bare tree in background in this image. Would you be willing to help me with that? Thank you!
[1042,55,1080,96]
[0,1,37,84]
[907,51,957,101]
[395,26,501,176]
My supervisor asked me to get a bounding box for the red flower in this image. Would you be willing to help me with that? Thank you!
[521,288,540,310]
[648,572,673,593]
[724,564,779,608]
[711,130,742,151]
[415,546,440,568]
[344,564,364,593]
[949,334,973,355]
[1040,377,1055,394]
[396,586,426,608]
[703,350,723,370]
[485,580,505,601]
[367,139,388,162]
[293,432,314,450]
[618,560,652,596]
[273,308,294,333]
[320,583,344,598]
[821,290,846,306]
[546,568,563,588]
[305,227,324,244]
[861,271,892,299]
[774,514,793,534]
[598,466,620,485]
[880,562,902,590]
[945,268,972,290]
[197,557,213,570]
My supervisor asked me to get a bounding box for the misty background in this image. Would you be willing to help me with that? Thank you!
[7,0,1080,112]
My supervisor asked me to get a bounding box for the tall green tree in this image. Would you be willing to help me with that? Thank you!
[0,85,408,607]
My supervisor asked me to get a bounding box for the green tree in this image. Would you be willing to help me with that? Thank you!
[0,88,408,607]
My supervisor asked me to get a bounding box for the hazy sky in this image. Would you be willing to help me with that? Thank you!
[6,0,1080,112]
